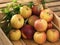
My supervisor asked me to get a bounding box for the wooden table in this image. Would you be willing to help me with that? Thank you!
[0,0,60,45]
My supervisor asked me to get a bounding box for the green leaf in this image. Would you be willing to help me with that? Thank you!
[1,8,10,14]
[27,2,34,8]
[41,0,46,9]
[12,0,17,3]
[5,23,12,34]
[13,6,20,14]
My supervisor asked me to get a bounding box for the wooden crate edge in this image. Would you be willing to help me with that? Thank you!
[0,28,13,45]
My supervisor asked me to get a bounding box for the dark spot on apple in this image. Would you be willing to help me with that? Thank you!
[26,8,29,10]
[18,18,21,21]
[47,12,51,15]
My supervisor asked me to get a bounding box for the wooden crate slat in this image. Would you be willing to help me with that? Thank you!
[11,40,22,45]
[55,12,60,16]
[0,28,13,45]
[0,39,4,45]
[45,0,60,3]
[23,39,38,45]
[0,2,12,8]
[45,1,60,7]
[0,0,11,3]
[39,40,60,45]
[0,0,40,4]
[11,39,26,45]
[0,0,60,3]
[48,6,60,12]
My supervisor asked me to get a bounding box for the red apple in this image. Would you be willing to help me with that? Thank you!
[28,15,39,26]
[47,29,59,42]
[34,19,48,32]
[32,4,43,15]
[21,24,35,39]
[10,14,24,29]
[33,32,46,44]
[9,29,21,41]
[20,5,32,18]
[40,9,53,22]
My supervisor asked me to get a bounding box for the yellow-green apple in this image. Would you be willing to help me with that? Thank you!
[21,24,35,39]
[34,19,48,32]
[20,6,32,18]
[9,29,21,41]
[40,9,53,22]
[28,15,39,26]
[10,14,24,29]
[32,4,43,16]
[47,22,53,29]
[33,32,46,44]
[47,29,59,42]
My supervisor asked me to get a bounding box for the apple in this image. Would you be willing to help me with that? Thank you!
[21,24,35,39]
[9,29,21,41]
[28,15,39,26]
[10,14,24,29]
[40,9,53,22]
[47,29,59,42]
[32,4,43,16]
[33,32,46,44]
[34,19,48,32]
[47,22,53,29]
[20,6,32,18]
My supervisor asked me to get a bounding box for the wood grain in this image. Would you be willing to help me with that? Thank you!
[46,1,60,7]
[45,0,60,3]
[55,12,60,16]
[23,39,38,45]
[0,0,11,3]
[0,28,13,45]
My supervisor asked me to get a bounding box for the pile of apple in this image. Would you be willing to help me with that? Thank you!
[9,5,60,44]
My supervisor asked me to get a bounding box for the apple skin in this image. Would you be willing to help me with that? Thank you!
[40,9,53,22]
[21,24,35,39]
[10,14,24,29]
[33,32,46,44]
[9,30,21,41]
[47,29,59,42]
[32,4,43,16]
[47,22,53,29]
[28,15,39,26]
[20,6,32,18]
[34,19,48,32]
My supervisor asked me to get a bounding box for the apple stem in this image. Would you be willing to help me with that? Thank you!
[24,18,28,24]
[27,2,34,8]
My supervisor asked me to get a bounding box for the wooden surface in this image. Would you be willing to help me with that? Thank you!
[0,0,60,45]
[0,28,13,45]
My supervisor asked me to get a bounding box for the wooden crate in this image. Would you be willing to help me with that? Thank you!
[0,0,60,45]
